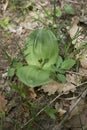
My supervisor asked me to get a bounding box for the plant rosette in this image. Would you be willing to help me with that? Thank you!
[17,29,58,87]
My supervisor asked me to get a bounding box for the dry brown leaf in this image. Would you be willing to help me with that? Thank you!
[80,51,87,69]
[2,0,8,11]
[68,17,87,69]
[62,83,76,93]
[63,74,81,93]
[66,73,80,85]
[79,67,87,77]
[68,16,83,48]
[26,88,37,99]
[58,108,67,116]
[0,92,7,113]
[66,73,80,89]
[41,71,82,95]
[69,17,79,40]
[41,73,81,95]
[76,50,87,69]
[41,81,64,95]
[63,73,81,94]
[55,102,66,116]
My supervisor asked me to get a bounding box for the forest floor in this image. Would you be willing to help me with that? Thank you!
[0,0,87,130]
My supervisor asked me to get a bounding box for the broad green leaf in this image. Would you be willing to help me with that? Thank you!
[57,74,67,83]
[16,66,52,87]
[61,59,76,70]
[8,68,15,77]
[56,55,63,68]
[24,29,58,69]
[64,4,75,15]
[44,106,57,119]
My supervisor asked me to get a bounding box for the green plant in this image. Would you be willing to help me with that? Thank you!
[7,0,76,88]
[8,28,76,87]
[16,29,58,87]
[53,56,76,83]
[23,29,58,68]
[8,59,23,77]
[0,17,11,29]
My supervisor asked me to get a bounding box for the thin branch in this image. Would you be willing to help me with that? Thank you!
[66,70,87,77]
[53,89,87,130]
[78,109,84,130]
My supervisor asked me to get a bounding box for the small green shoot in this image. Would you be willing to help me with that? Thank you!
[55,9,62,18]
[44,106,57,119]
[56,56,63,68]
[8,68,15,77]
[0,17,11,29]
[11,83,26,98]
[8,60,23,77]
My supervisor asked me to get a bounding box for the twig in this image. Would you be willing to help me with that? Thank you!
[75,81,87,89]
[66,70,87,77]
[78,109,84,130]
[53,89,87,130]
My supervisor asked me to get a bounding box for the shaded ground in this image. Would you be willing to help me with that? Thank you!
[0,0,87,130]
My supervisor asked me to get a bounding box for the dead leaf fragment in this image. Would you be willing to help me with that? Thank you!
[0,92,7,113]
[58,108,66,116]
[26,88,37,99]
[68,16,83,48]
[41,73,81,95]
[55,102,66,116]
[2,0,8,11]
[41,81,64,95]
[62,83,76,93]
[80,51,87,69]
[79,67,87,77]
[20,22,38,30]
[8,26,23,35]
